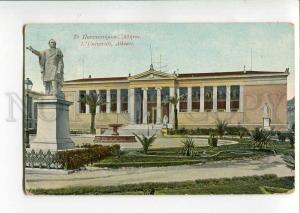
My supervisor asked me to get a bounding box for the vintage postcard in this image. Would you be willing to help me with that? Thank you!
[23,23,295,195]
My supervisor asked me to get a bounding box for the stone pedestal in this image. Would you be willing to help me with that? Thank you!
[30,96,75,151]
[263,117,271,130]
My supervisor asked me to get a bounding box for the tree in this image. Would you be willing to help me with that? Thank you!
[79,92,106,134]
[215,119,228,139]
[167,94,184,130]
[133,133,156,154]
[250,128,274,150]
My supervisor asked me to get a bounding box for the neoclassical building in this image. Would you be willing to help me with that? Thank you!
[63,66,289,131]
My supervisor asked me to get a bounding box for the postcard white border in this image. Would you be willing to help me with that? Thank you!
[0,1,298,213]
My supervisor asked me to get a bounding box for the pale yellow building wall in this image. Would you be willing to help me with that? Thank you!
[178,84,287,130]
[178,112,243,129]
[64,90,130,130]
[63,73,288,131]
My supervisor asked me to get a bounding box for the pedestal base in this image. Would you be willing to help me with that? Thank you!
[30,96,75,151]
[263,117,271,130]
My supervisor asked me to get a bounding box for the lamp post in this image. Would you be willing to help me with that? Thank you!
[24,78,33,148]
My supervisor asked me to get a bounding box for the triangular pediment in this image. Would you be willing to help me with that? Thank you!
[129,69,176,80]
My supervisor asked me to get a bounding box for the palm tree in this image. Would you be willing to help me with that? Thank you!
[250,128,273,150]
[79,92,106,134]
[133,133,156,154]
[215,119,228,139]
[181,137,196,156]
[167,94,184,130]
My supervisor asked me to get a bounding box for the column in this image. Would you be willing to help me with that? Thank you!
[156,87,161,124]
[129,88,135,124]
[226,86,231,112]
[117,88,121,113]
[213,86,217,112]
[169,87,175,125]
[200,87,204,112]
[96,90,100,113]
[75,91,80,113]
[86,90,90,114]
[106,89,111,113]
[142,88,148,124]
[176,87,180,112]
[239,85,244,112]
[187,87,192,112]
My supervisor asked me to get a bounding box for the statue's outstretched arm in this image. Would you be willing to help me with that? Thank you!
[26,46,41,57]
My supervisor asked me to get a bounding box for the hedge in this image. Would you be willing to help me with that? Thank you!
[57,144,120,170]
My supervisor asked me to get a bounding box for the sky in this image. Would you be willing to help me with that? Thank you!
[24,23,295,99]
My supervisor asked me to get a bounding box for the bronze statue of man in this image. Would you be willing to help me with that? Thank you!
[26,39,64,97]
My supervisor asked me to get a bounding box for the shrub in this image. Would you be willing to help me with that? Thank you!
[225,126,240,135]
[181,137,196,156]
[277,131,287,143]
[238,127,249,139]
[133,133,156,154]
[178,128,187,135]
[287,131,295,148]
[250,128,274,150]
[194,128,213,135]
[208,133,218,147]
[215,119,228,138]
[57,144,119,170]
[111,144,121,158]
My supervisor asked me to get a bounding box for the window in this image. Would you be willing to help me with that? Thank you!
[121,89,128,113]
[230,85,240,111]
[179,87,188,112]
[192,87,200,111]
[204,86,213,111]
[79,91,86,113]
[161,87,170,103]
[99,90,106,112]
[217,86,226,111]
[110,89,117,112]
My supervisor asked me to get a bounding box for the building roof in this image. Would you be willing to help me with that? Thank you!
[64,70,287,83]
[65,76,128,83]
[177,71,286,78]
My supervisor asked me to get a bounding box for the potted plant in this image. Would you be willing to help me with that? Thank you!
[208,133,218,147]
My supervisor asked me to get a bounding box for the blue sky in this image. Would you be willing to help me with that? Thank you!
[25,23,295,99]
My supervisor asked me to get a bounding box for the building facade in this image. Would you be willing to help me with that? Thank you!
[63,66,289,131]
[25,90,44,130]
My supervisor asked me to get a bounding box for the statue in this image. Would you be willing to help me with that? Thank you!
[163,114,169,127]
[262,103,270,118]
[26,39,64,98]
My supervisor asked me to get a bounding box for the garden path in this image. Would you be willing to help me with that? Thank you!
[25,155,293,190]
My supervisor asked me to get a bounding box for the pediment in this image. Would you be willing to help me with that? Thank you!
[129,69,176,80]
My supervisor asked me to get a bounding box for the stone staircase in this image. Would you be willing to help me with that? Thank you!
[103,124,163,136]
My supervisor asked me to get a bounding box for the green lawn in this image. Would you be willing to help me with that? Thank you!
[29,174,294,195]
[93,138,294,168]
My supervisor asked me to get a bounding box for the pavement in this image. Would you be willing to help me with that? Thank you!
[25,155,294,190]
